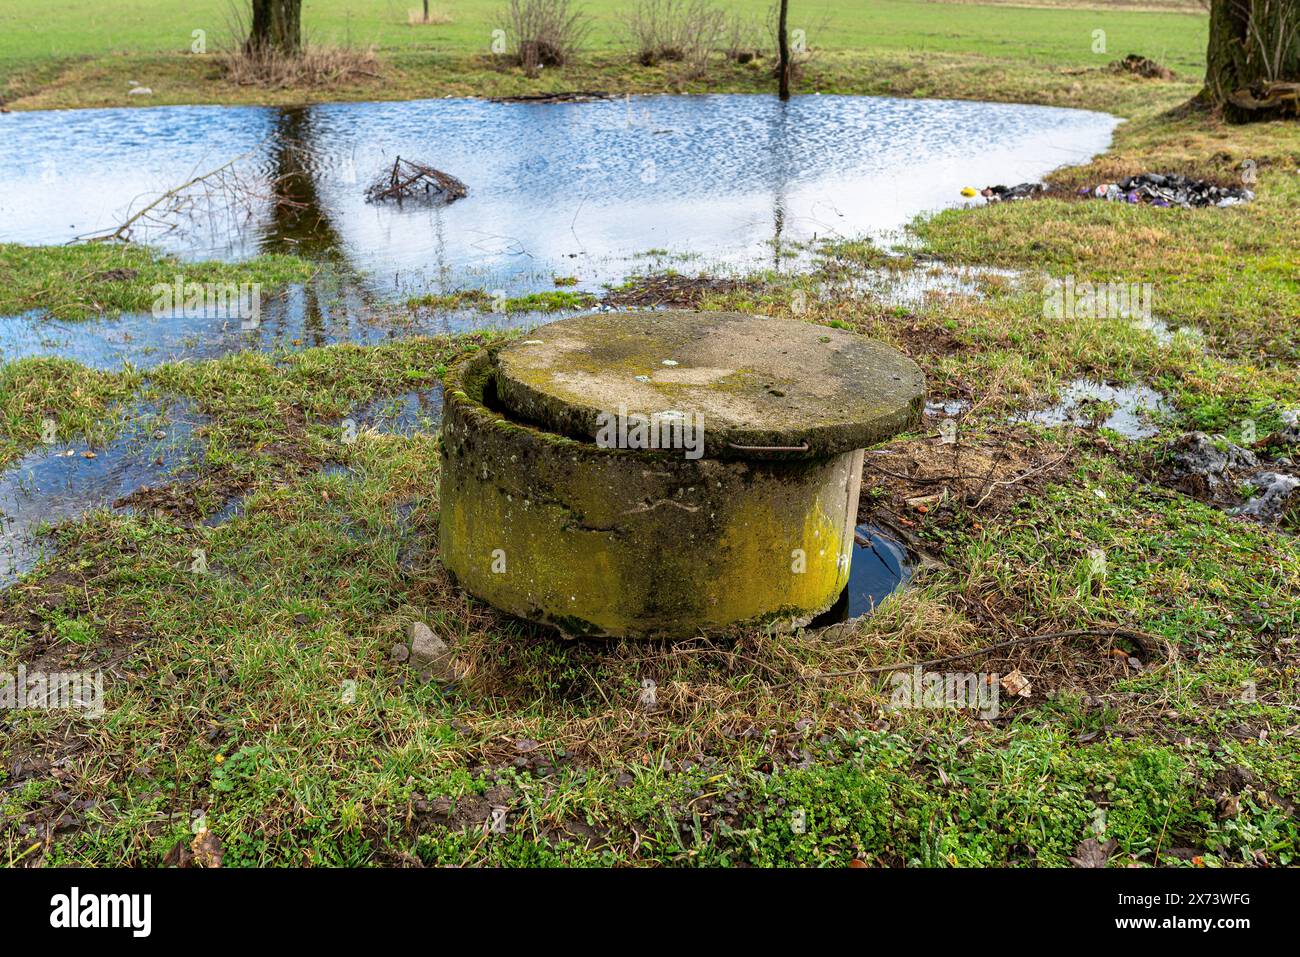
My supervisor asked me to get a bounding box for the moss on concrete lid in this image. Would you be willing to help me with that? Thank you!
[494,311,925,458]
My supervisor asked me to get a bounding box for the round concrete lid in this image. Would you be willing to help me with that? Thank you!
[494,311,925,459]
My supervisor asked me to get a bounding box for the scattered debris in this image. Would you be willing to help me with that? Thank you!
[1078,173,1253,208]
[77,148,278,243]
[1000,669,1032,698]
[488,91,613,104]
[1277,408,1300,445]
[861,427,1076,525]
[365,156,467,205]
[1231,471,1300,523]
[1110,54,1175,81]
[601,272,753,308]
[1164,431,1258,499]
[1069,837,1118,868]
[163,828,224,868]
[1161,431,1298,526]
[978,182,1045,203]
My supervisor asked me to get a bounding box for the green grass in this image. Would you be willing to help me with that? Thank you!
[0,243,316,320]
[0,0,1209,110]
[2,0,1298,871]
[0,0,1209,65]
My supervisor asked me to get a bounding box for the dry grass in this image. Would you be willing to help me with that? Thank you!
[218,41,381,89]
[406,5,454,26]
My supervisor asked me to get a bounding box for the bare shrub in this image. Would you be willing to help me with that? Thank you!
[626,0,726,75]
[723,10,765,63]
[218,4,379,88]
[503,0,590,76]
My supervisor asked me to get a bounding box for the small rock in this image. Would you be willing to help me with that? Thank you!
[407,621,447,664]
[390,642,410,663]
[127,86,153,96]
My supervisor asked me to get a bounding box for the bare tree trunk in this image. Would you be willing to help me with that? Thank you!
[246,0,302,55]
[1202,0,1300,122]
[777,0,791,101]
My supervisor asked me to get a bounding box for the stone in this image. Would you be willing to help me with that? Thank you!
[1166,431,1257,491]
[407,622,447,663]
[390,642,410,663]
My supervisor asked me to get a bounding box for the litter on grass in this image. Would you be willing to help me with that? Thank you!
[964,173,1254,209]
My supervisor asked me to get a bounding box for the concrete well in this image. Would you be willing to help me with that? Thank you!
[438,311,924,638]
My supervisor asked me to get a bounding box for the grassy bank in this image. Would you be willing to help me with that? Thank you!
[0,244,315,321]
[0,0,1208,110]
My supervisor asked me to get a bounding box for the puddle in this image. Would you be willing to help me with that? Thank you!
[1019,379,1170,440]
[848,263,1020,308]
[926,398,970,417]
[1131,316,1205,347]
[1,96,1117,300]
[349,386,443,437]
[0,289,565,371]
[810,524,914,626]
[0,400,207,584]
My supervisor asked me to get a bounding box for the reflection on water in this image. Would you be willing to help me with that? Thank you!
[0,401,206,584]
[351,386,444,436]
[1020,379,1170,440]
[0,288,560,370]
[0,95,1117,298]
[810,524,914,625]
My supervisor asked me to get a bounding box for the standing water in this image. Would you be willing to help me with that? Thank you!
[0,95,1117,300]
[0,94,1114,591]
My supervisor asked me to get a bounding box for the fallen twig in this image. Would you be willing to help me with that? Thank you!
[775,625,1167,688]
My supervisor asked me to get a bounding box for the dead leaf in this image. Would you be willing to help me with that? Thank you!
[1216,794,1241,819]
[1068,837,1117,868]
[190,828,224,868]
[1000,669,1031,698]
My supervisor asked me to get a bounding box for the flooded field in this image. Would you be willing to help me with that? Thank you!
[0,94,1117,296]
[0,93,1119,590]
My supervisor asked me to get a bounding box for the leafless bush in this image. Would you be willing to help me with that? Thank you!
[626,0,726,75]
[503,0,590,76]
[723,11,765,63]
[217,5,379,88]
